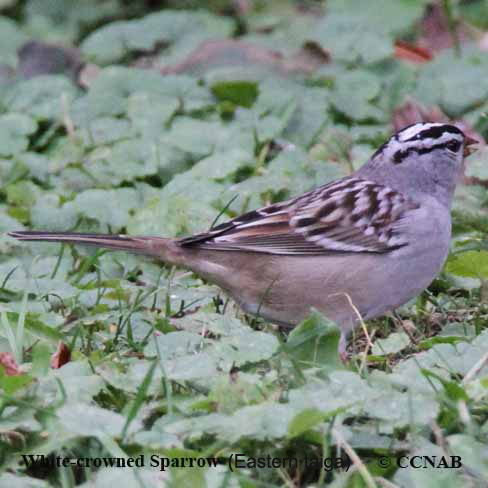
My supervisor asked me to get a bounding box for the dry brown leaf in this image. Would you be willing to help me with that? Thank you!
[394,40,432,64]
[17,41,84,82]
[158,39,328,77]
[393,99,448,131]
[0,352,21,376]
[418,2,470,53]
[50,342,71,369]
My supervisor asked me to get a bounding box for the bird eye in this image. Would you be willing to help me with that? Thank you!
[446,140,461,152]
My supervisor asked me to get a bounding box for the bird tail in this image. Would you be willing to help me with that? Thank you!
[8,231,182,263]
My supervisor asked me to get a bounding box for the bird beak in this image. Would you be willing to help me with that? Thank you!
[464,135,479,157]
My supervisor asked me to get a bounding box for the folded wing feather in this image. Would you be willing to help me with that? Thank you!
[179,177,418,255]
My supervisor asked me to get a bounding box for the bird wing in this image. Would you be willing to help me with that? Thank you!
[179,177,419,255]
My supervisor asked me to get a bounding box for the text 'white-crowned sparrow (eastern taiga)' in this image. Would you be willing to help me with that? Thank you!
[9,123,478,359]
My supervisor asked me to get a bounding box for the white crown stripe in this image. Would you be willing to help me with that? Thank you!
[397,122,445,142]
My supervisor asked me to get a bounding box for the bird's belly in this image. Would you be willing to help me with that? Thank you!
[184,241,449,333]
[242,247,448,330]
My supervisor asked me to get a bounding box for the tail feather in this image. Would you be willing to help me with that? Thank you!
[8,231,176,260]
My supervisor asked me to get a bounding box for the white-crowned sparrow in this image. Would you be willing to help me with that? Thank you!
[9,123,477,358]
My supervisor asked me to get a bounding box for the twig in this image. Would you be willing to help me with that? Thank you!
[332,428,377,488]
[462,351,488,385]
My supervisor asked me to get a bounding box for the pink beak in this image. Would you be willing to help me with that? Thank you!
[464,135,479,157]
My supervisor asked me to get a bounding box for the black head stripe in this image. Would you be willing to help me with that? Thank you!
[402,124,464,142]
[390,141,463,165]
[371,123,466,165]
[393,149,408,164]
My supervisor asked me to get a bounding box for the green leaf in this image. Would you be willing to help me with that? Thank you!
[78,116,133,146]
[465,146,488,181]
[448,434,488,479]
[6,180,40,208]
[415,46,488,116]
[0,312,64,343]
[330,70,385,122]
[288,408,325,438]
[0,17,29,66]
[311,0,425,65]
[66,188,143,229]
[256,80,329,147]
[166,402,298,442]
[288,371,373,416]
[127,92,180,140]
[325,0,426,35]
[393,441,466,487]
[372,331,411,356]
[2,76,78,121]
[62,468,163,487]
[211,81,258,108]
[121,359,157,440]
[215,327,279,367]
[58,403,142,438]
[128,148,251,236]
[31,342,52,378]
[452,184,488,226]
[418,335,469,350]
[0,473,50,488]
[144,331,204,359]
[421,369,469,401]
[284,310,342,371]
[0,367,32,394]
[445,250,488,280]
[312,15,392,64]
[23,0,121,45]
[81,10,233,65]
[0,114,37,157]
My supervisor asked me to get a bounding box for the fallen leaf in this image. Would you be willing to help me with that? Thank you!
[418,3,470,53]
[17,41,84,82]
[51,342,71,369]
[392,99,448,131]
[0,352,21,376]
[394,40,432,64]
[159,39,328,77]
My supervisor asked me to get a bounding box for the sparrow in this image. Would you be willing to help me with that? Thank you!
[9,123,477,359]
